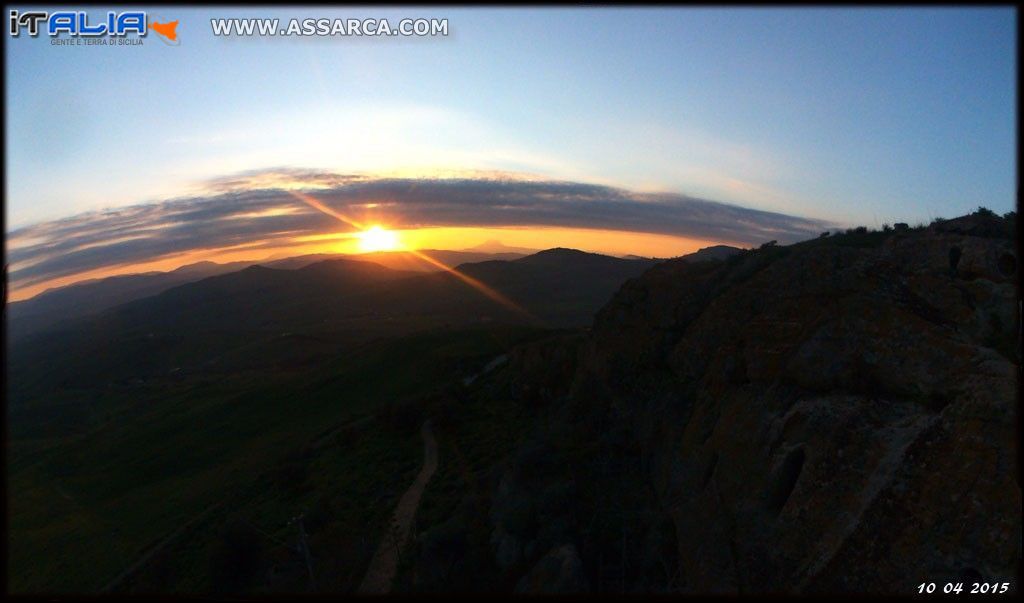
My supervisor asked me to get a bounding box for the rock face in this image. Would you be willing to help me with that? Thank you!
[515,544,587,593]
[566,211,1019,593]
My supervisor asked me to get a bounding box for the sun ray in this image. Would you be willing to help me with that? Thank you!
[286,190,540,323]
[288,190,368,231]
[405,247,538,322]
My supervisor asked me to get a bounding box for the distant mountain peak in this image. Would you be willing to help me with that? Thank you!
[173,260,219,271]
[464,239,538,255]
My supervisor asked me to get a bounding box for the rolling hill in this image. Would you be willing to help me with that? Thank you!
[6,249,532,341]
[6,248,664,436]
[5,242,751,594]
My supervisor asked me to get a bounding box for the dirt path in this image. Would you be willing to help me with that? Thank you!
[357,419,439,594]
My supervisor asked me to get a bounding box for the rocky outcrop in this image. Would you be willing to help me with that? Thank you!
[503,332,585,408]
[565,211,1018,593]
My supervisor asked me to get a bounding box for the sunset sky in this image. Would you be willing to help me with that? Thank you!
[5,7,1017,301]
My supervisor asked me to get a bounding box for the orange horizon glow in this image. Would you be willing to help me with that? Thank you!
[288,191,535,321]
[7,219,739,303]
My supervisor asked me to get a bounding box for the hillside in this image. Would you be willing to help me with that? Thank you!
[395,210,1019,594]
[5,249,657,439]
[6,261,247,340]
[6,250,530,341]
[3,244,662,593]
[8,216,1014,595]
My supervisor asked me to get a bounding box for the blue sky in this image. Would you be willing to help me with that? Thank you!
[5,6,1017,230]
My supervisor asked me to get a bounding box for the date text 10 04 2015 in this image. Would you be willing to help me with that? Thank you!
[917,582,1011,595]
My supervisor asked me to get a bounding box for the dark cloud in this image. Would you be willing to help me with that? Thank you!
[7,170,834,291]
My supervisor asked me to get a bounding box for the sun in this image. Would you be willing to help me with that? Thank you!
[357,225,401,252]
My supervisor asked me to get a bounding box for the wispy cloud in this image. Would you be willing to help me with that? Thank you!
[6,169,834,296]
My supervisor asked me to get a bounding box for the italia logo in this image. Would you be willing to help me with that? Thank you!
[9,10,178,44]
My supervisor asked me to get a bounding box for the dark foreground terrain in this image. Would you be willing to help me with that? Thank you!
[5,212,1018,594]
[463,211,1019,594]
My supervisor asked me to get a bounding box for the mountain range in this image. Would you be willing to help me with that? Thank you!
[10,247,732,437]
[6,248,538,341]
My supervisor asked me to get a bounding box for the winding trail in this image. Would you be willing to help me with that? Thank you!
[358,419,439,594]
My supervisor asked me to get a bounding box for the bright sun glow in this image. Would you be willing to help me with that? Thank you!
[357,225,401,252]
